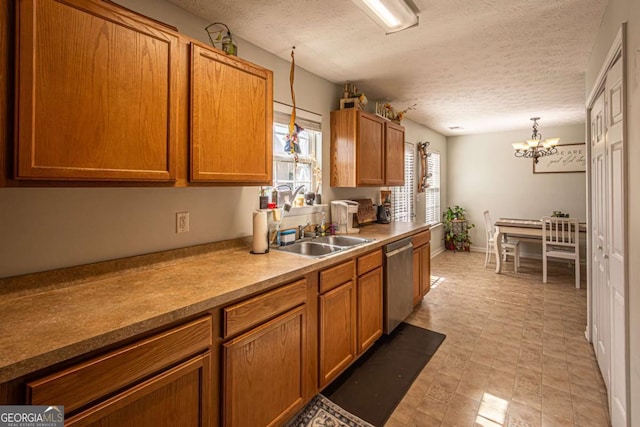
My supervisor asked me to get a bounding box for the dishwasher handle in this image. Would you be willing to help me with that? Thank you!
[384,236,414,253]
[385,243,413,258]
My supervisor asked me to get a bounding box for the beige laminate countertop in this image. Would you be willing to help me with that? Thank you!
[0,222,430,384]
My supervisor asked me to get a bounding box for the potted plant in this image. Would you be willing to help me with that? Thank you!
[442,206,475,251]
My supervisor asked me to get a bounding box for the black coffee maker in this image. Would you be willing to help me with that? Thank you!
[376,204,391,223]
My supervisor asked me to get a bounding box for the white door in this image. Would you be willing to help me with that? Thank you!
[604,57,627,427]
[590,89,609,389]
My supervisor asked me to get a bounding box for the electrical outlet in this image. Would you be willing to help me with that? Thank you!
[176,212,189,233]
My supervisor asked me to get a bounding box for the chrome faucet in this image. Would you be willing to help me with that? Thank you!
[283,185,306,214]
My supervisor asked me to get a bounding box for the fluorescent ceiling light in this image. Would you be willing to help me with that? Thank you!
[352,0,419,34]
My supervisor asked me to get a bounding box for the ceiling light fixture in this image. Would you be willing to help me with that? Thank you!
[512,117,559,164]
[351,0,419,34]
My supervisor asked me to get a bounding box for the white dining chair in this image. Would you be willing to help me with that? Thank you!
[483,210,520,273]
[542,216,580,288]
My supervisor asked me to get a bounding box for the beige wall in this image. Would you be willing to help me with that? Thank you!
[447,124,587,255]
[0,0,444,278]
[586,0,640,425]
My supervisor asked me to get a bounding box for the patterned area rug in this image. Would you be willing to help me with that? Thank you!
[287,394,374,427]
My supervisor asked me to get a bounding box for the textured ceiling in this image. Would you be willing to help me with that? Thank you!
[167,0,607,136]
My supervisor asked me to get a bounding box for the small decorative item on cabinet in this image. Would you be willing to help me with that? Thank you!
[205,22,237,56]
[375,101,417,123]
[340,81,368,110]
[443,206,475,251]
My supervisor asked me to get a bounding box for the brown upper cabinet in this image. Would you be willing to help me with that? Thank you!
[330,109,405,187]
[9,0,273,185]
[15,0,179,181]
[190,43,273,184]
[385,121,406,186]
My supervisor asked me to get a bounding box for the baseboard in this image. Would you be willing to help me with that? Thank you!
[431,246,445,257]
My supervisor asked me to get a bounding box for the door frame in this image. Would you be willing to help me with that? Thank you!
[584,23,628,426]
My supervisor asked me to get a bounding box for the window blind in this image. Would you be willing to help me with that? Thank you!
[425,151,441,223]
[392,143,415,222]
[273,102,322,132]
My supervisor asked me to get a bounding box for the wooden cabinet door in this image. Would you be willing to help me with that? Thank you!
[65,353,212,427]
[319,281,356,387]
[330,109,357,187]
[191,44,273,184]
[413,247,422,306]
[357,267,383,353]
[223,306,306,427]
[385,122,405,186]
[356,112,385,186]
[15,0,178,181]
[422,243,431,296]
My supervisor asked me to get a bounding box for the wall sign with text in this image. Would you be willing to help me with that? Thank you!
[533,143,586,174]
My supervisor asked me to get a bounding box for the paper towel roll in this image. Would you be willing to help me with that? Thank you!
[252,210,268,254]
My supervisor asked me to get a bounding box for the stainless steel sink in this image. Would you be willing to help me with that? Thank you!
[278,235,373,258]
[313,235,372,247]
[278,241,344,258]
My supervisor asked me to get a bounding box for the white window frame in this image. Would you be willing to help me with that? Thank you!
[425,150,441,224]
[272,102,322,194]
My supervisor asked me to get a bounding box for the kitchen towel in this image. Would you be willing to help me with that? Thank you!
[252,210,269,254]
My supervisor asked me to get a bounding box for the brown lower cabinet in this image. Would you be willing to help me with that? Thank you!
[223,306,306,427]
[319,249,383,388]
[318,259,356,388]
[221,277,311,427]
[26,316,213,426]
[356,250,383,353]
[413,229,432,305]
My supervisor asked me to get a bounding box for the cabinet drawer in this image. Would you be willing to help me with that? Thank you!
[65,353,212,427]
[224,279,307,338]
[320,260,355,293]
[357,249,382,276]
[27,316,212,414]
[412,229,431,248]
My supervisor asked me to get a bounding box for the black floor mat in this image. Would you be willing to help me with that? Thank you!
[322,323,446,427]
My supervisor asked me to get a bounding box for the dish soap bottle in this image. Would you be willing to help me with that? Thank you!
[317,212,326,237]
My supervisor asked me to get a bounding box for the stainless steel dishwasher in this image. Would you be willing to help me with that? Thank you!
[383,236,414,334]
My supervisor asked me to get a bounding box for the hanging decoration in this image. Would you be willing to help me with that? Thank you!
[417,141,431,193]
[283,47,301,162]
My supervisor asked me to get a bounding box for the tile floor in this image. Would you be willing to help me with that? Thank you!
[386,250,610,427]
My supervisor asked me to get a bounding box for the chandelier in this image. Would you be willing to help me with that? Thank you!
[512,117,559,163]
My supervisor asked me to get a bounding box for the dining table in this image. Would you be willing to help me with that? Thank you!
[493,218,587,274]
